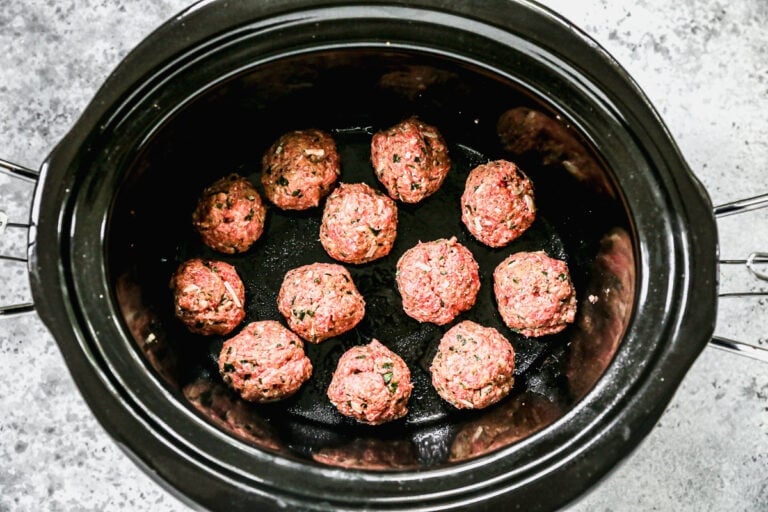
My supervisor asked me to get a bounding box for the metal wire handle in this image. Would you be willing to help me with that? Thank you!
[712,193,768,362]
[3,155,768,360]
[0,158,38,318]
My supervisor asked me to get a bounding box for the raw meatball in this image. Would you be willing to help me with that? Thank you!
[192,174,267,254]
[430,321,516,410]
[320,182,398,264]
[219,321,313,403]
[395,237,480,325]
[170,258,245,336]
[493,251,577,337]
[370,117,451,203]
[261,129,340,210]
[327,339,413,425]
[277,263,365,343]
[461,160,536,248]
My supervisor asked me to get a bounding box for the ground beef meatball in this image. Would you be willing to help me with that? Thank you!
[370,117,451,203]
[320,182,398,264]
[261,129,341,210]
[170,258,245,336]
[395,237,480,325]
[192,174,267,254]
[327,339,413,425]
[493,251,578,337]
[461,160,536,248]
[219,321,313,403]
[430,320,516,410]
[277,263,366,343]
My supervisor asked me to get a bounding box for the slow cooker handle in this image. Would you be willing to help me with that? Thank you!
[0,158,37,317]
[5,156,767,363]
[712,194,768,362]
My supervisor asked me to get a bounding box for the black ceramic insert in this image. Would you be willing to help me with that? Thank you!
[109,49,628,466]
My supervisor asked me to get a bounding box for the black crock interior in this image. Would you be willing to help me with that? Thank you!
[109,47,630,465]
[29,2,718,511]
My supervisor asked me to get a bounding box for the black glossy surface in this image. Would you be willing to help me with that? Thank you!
[27,1,718,511]
[109,50,624,463]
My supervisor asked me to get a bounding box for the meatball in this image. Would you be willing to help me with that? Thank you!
[219,321,313,403]
[277,263,365,343]
[170,258,245,336]
[395,237,480,325]
[370,117,451,203]
[461,160,536,248]
[320,182,398,264]
[327,339,413,425]
[261,129,341,210]
[493,251,577,337]
[192,174,267,254]
[430,321,516,410]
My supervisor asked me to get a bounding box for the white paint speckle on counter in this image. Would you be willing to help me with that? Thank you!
[1,1,767,511]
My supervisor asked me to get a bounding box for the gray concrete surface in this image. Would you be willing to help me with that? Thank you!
[0,1,766,510]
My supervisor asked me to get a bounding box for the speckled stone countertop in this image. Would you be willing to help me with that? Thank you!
[1,1,766,511]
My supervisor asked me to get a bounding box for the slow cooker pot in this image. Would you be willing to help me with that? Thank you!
[1,1,766,510]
